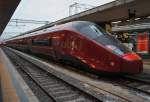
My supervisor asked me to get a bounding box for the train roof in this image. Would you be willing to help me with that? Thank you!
[6,21,93,41]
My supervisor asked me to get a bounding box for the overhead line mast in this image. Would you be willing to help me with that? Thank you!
[69,2,95,16]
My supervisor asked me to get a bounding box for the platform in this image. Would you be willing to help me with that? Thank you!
[143,59,150,65]
[0,48,39,102]
[143,59,150,73]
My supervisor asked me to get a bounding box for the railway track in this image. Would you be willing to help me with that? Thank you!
[3,47,150,102]
[125,73,150,85]
[4,48,102,102]
[106,76,150,97]
[121,74,150,96]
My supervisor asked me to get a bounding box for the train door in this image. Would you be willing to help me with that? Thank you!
[51,32,63,60]
[27,37,33,52]
[70,36,78,54]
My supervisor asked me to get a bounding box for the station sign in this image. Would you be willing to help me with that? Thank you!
[136,32,149,54]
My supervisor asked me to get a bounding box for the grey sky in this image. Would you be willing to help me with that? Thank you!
[1,0,114,40]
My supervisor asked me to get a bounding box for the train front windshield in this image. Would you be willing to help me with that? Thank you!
[74,21,132,55]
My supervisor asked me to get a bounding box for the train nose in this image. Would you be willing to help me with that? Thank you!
[121,53,143,74]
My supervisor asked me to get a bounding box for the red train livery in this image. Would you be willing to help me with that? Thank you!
[6,21,143,74]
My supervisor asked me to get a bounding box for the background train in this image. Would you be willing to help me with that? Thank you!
[6,21,143,74]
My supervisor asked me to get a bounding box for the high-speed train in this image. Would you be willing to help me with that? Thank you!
[6,21,143,74]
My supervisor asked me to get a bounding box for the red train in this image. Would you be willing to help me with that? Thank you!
[6,21,143,74]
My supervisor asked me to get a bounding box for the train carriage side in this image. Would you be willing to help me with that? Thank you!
[5,21,143,74]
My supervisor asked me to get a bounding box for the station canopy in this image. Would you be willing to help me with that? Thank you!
[2,0,150,36]
[0,0,20,35]
[54,0,150,24]
[25,0,150,34]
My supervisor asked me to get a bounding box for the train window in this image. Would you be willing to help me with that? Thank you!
[90,25,104,36]
[74,21,107,39]
[78,25,97,39]
[74,21,132,55]
[95,34,132,55]
[32,39,52,46]
[106,45,124,55]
